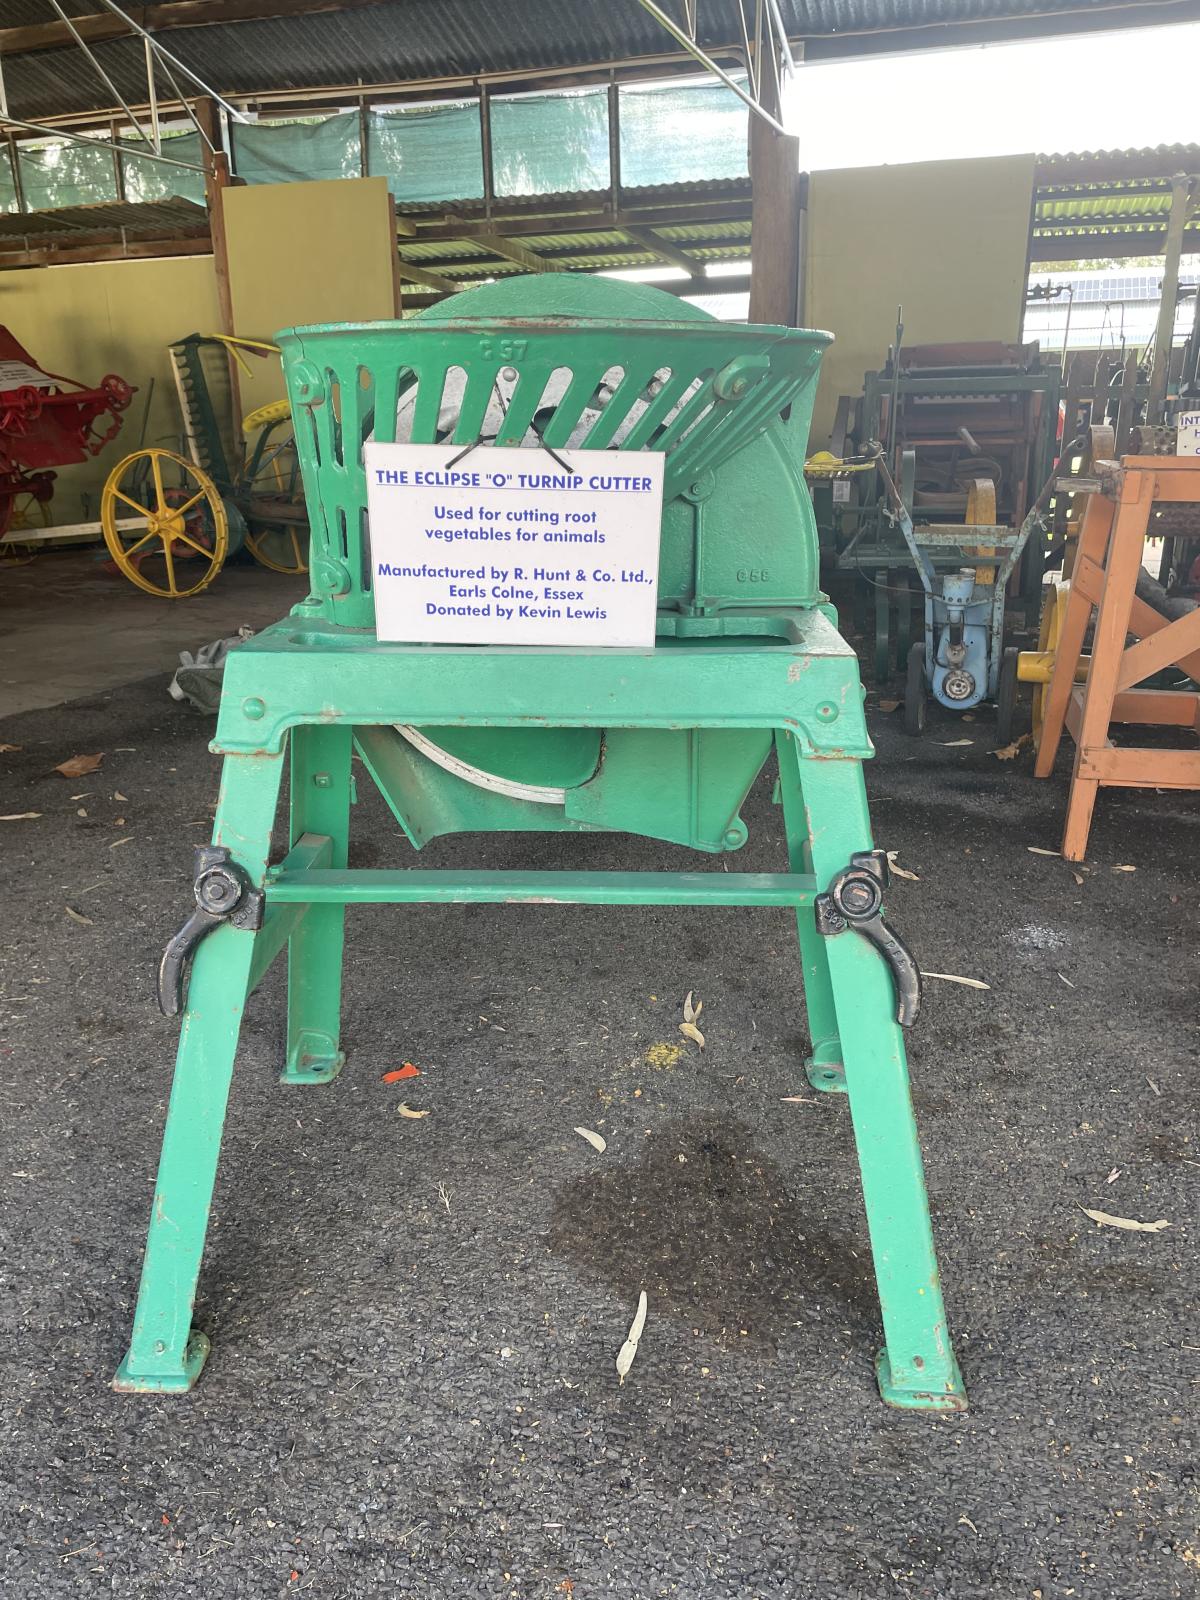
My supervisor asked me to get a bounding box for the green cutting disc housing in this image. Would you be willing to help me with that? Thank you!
[114,274,967,1415]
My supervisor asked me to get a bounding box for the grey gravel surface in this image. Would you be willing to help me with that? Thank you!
[0,678,1196,1599]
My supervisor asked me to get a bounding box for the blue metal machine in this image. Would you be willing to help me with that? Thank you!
[883,452,1045,740]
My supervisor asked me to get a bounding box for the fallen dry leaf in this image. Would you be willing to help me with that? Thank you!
[921,972,992,991]
[0,811,40,821]
[1113,864,1137,873]
[64,906,94,927]
[877,698,901,713]
[780,1095,817,1104]
[1079,1206,1169,1234]
[1072,871,1084,886]
[55,753,104,779]
[885,849,920,882]
[1105,1167,1121,1185]
[381,1063,420,1083]
[939,739,974,747]
[1146,1076,1161,1097]
[113,817,126,827]
[994,733,1032,761]
[679,1020,706,1050]
[0,743,21,753]
[574,1126,607,1154]
[682,990,703,1024]
[396,1103,429,1119]
[1027,846,1059,857]
[1056,972,1075,988]
[109,836,133,850]
[113,790,128,801]
[616,1290,648,1384]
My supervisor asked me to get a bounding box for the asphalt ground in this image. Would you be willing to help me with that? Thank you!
[0,668,1196,1599]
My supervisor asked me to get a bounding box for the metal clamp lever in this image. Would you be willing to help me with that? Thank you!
[814,849,921,1028]
[157,845,264,1018]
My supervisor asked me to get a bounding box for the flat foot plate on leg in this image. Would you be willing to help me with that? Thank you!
[282,1036,345,1085]
[875,1348,968,1413]
[805,1058,846,1094]
[112,1329,210,1394]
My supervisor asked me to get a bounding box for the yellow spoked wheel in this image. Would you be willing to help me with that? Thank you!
[243,521,309,575]
[240,399,309,575]
[101,448,228,599]
[242,397,292,433]
[1022,580,1071,750]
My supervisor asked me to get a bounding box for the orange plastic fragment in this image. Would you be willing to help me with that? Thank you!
[381,1063,420,1083]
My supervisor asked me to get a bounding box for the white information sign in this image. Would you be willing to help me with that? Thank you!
[1177,411,1200,457]
[0,358,55,391]
[365,443,664,646]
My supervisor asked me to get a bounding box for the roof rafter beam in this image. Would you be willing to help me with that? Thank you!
[1028,226,1200,263]
[394,257,459,293]
[618,223,700,278]
[470,231,563,273]
[431,199,750,242]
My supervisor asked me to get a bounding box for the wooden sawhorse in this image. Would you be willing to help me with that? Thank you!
[1035,455,1200,861]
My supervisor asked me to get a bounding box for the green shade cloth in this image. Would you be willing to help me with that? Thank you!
[120,130,205,205]
[233,113,362,186]
[367,102,483,202]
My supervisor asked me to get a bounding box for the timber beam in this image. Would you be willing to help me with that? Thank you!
[470,231,563,273]
[619,224,699,278]
[394,257,459,293]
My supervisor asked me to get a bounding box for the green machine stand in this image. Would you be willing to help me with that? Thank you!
[114,275,966,1412]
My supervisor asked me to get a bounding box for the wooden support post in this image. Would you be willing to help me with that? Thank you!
[479,84,494,220]
[387,195,403,315]
[8,134,26,214]
[607,78,621,215]
[1147,173,1198,423]
[748,87,801,325]
[193,96,240,420]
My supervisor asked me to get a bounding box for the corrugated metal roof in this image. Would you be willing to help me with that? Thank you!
[1036,144,1200,169]
[1031,145,1199,247]
[0,196,207,241]
[3,0,1167,123]
[1037,194,1174,223]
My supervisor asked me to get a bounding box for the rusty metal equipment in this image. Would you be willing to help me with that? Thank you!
[113,274,966,1413]
[0,327,133,539]
[1035,448,1200,860]
[829,339,1060,698]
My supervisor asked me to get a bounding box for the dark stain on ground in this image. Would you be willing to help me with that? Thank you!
[1142,1130,1192,1166]
[547,1113,875,1353]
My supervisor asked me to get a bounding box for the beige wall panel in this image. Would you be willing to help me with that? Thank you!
[804,154,1036,447]
[0,254,220,523]
[223,176,397,416]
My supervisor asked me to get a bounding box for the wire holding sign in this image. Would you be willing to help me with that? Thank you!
[364,442,665,646]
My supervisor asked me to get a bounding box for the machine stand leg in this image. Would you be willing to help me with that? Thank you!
[805,1050,847,1095]
[114,753,284,1393]
[282,726,352,1086]
[775,733,844,1094]
[780,733,968,1412]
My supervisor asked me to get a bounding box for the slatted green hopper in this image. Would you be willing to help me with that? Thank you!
[115,275,966,1413]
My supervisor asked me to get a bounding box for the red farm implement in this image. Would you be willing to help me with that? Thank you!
[0,328,134,538]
